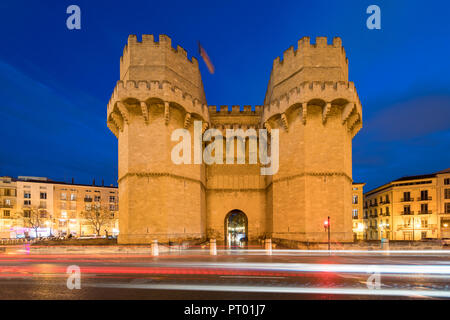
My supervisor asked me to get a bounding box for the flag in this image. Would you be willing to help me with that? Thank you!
[198,41,215,74]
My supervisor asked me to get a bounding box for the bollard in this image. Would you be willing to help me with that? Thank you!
[381,238,390,255]
[210,239,217,256]
[265,239,272,255]
[151,239,159,256]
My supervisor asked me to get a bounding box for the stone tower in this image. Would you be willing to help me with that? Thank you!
[262,36,362,243]
[107,35,209,243]
[107,34,363,245]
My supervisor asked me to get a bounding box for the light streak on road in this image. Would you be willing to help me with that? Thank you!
[85,283,450,298]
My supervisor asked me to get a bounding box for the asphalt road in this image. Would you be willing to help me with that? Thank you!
[1,245,450,299]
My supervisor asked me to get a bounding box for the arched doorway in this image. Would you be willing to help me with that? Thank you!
[224,210,248,248]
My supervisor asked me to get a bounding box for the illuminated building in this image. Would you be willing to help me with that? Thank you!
[0,176,118,239]
[106,34,363,244]
[363,168,450,240]
[351,182,365,240]
[0,177,17,238]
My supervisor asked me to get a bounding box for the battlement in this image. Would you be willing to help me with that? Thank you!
[120,34,206,103]
[265,36,349,105]
[208,105,263,115]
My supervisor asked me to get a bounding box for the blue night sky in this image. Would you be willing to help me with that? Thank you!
[0,0,449,191]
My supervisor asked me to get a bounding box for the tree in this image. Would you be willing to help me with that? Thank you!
[17,206,46,238]
[81,205,114,236]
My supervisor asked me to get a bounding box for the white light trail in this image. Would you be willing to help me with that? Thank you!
[88,283,450,298]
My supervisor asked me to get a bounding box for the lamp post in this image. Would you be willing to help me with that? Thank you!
[324,216,330,252]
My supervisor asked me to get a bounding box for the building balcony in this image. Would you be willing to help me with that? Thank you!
[401,211,414,215]
[397,224,437,230]
[401,198,413,202]
[0,204,13,208]
[418,210,432,215]
[84,198,92,202]
[417,196,432,201]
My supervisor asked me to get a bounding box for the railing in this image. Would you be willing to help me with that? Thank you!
[401,211,414,215]
[417,196,432,201]
[0,204,13,208]
[401,198,413,202]
[418,210,432,215]
[397,224,437,230]
[84,198,92,202]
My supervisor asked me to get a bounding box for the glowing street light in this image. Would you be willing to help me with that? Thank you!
[323,216,330,252]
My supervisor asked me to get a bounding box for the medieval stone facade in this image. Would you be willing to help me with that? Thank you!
[106,34,363,245]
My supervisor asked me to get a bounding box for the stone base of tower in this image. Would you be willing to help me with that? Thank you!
[117,233,205,245]
[271,231,354,243]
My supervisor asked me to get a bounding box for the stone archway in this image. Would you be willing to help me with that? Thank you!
[224,210,248,248]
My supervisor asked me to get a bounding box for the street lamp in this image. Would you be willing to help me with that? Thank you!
[324,216,330,252]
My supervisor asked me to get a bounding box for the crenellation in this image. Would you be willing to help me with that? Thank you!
[158,34,172,47]
[176,45,187,57]
[282,46,295,62]
[119,34,206,103]
[315,36,328,47]
[107,34,363,245]
[297,36,311,50]
[332,37,342,47]
[141,34,154,43]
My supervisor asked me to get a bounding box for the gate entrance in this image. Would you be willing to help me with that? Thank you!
[225,210,248,248]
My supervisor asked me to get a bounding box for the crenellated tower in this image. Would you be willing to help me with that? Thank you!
[107,35,209,244]
[262,36,363,243]
[106,34,363,246]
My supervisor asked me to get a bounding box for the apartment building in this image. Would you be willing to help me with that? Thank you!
[363,168,450,240]
[53,182,118,237]
[351,182,365,240]
[1,176,118,239]
[16,176,55,238]
[0,177,17,238]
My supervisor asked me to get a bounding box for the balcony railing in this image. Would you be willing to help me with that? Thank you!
[401,198,413,202]
[401,211,414,215]
[0,204,13,208]
[384,199,391,204]
[417,196,432,201]
[418,210,432,215]
[397,224,437,230]
[84,198,92,202]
